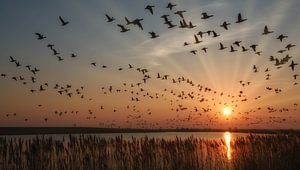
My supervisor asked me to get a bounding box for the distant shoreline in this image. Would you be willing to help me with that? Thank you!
[0,127,299,135]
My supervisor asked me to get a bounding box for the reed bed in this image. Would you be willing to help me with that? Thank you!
[0,134,299,170]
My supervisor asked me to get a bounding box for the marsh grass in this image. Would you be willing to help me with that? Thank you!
[0,134,299,169]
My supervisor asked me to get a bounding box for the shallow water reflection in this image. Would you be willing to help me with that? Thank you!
[224,132,231,160]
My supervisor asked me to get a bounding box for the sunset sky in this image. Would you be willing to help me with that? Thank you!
[0,0,299,129]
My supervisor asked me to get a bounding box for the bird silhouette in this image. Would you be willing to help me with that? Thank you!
[179,18,188,28]
[188,21,196,28]
[250,44,258,52]
[285,44,295,50]
[289,60,298,71]
[51,49,60,55]
[161,15,170,22]
[59,16,69,26]
[174,10,186,18]
[236,13,247,23]
[145,5,155,15]
[219,43,226,50]
[47,44,54,49]
[220,21,230,30]
[105,14,115,22]
[194,34,202,44]
[149,32,159,38]
[253,65,258,72]
[165,21,177,28]
[233,41,242,46]
[212,31,220,37]
[71,53,77,58]
[277,50,286,54]
[56,56,64,61]
[277,34,288,42]
[197,31,204,38]
[201,12,213,19]
[184,42,190,46]
[35,32,46,40]
[190,50,197,55]
[262,25,274,35]
[230,46,237,52]
[117,24,130,32]
[9,56,16,63]
[166,3,176,10]
[125,17,143,30]
[241,46,248,52]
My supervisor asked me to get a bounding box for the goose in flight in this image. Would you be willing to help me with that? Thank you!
[47,44,54,49]
[105,14,115,22]
[236,13,247,23]
[184,42,190,46]
[241,46,249,52]
[277,34,288,42]
[230,45,237,52]
[9,56,16,63]
[219,43,226,50]
[194,34,202,44]
[57,56,64,61]
[286,44,295,50]
[35,32,46,40]
[165,21,177,28]
[253,65,258,72]
[149,31,159,38]
[190,50,197,55]
[117,24,130,32]
[197,31,204,38]
[39,85,45,91]
[166,3,176,10]
[59,16,69,26]
[145,5,155,15]
[179,18,188,28]
[71,53,77,58]
[220,21,230,30]
[201,12,213,19]
[51,49,60,55]
[174,10,186,18]
[125,17,144,30]
[250,44,258,52]
[188,21,196,28]
[262,25,274,35]
[233,41,242,47]
[289,60,298,71]
[161,15,170,22]
[212,31,220,37]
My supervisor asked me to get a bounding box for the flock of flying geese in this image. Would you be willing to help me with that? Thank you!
[0,2,299,128]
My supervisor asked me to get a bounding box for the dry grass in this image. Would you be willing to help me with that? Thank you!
[0,134,299,169]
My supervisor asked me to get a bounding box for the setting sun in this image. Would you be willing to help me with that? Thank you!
[223,107,232,116]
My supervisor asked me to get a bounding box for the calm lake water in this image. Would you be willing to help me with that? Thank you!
[1,132,253,140]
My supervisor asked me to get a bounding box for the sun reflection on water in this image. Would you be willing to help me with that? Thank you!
[224,132,231,160]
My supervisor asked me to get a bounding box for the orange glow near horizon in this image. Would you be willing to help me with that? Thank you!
[224,132,232,160]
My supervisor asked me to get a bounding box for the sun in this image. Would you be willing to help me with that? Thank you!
[223,107,232,116]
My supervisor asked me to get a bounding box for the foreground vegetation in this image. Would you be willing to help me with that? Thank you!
[0,134,299,169]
